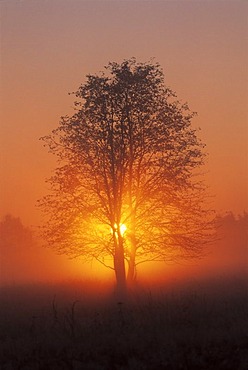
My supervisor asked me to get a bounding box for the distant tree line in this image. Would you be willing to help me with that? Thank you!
[0,212,247,284]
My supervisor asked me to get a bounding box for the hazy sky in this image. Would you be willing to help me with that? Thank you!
[1,0,247,226]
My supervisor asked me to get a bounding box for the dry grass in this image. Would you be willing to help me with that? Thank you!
[0,277,247,369]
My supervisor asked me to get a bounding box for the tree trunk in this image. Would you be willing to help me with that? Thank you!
[127,254,136,285]
[127,231,137,286]
[114,235,127,301]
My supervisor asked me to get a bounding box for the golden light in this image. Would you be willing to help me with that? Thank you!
[119,223,127,236]
[111,223,127,237]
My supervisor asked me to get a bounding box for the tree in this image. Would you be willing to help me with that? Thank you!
[0,214,33,283]
[39,58,214,298]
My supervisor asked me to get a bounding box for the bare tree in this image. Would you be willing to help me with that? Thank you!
[39,58,214,298]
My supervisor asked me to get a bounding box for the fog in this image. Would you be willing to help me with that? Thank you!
[0,212,247,290]
[0,212,247,369]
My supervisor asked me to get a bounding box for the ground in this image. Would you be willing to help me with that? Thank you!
[0,276,247,369]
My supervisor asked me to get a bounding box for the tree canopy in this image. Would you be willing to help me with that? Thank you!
[39,58,214,296]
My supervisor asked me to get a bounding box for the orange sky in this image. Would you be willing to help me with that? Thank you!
[0,0,247,227]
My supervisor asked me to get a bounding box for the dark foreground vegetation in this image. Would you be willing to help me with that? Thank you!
[0,277,247,370]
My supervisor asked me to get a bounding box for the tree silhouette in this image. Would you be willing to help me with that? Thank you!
[0,214,33,283]
[214,212,248,273]
[39,58,214,297]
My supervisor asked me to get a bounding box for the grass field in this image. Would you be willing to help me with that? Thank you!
[0,276,247,370]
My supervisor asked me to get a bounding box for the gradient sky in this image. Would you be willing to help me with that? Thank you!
[1,0,247,226]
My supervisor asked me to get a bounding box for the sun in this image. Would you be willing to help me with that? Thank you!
[111,223,127,237]
[119,223,127,236]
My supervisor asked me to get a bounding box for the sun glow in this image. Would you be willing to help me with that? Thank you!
[119,223,127,236]
[111,223,127,237]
